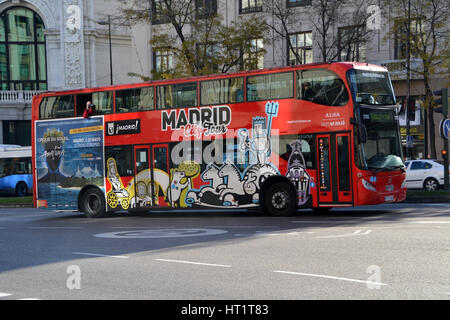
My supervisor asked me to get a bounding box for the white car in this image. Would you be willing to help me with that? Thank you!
[404,159,449,191]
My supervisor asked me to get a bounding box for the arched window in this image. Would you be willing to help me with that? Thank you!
[0,7,47,91]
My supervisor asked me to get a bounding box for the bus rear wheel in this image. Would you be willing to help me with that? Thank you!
[263,181,297,217]
[81,188,106,218]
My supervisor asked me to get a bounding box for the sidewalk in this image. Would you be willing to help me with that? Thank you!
[403,190,450,203]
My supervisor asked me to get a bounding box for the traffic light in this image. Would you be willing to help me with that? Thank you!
[407,98,416,121]
[433,88,448,116]
[443,149,448,157]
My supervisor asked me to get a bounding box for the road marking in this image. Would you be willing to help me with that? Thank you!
[317,230,372,239]
[409,221,450,224]
[263,231,315,236]
[155,259,231,268]
[72,252,129,259]
[274,270,387,286]
[19,298,40,300]
[29,227,83,229]
[95,228,228,239]
[0,293,12,298]
[204,226,277,229]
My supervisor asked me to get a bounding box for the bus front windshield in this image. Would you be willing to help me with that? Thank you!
[359,107,404,171]
[349,69,396,105]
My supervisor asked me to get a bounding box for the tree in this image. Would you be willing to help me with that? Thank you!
[263,0,375,64]
[384,0,449,158]
[119,0,268,79]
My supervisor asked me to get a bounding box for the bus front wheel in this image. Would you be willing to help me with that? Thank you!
[263,181,297,217]
[15,182,28,197]
[81,188,106,218]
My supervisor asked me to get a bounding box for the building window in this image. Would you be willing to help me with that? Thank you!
[394,18,423,60]
[243,38,264,69]
[286,0,312,7]
[153,48,174,74]
[338,26,366,62]
[288,31,312,65]
[239,0,263,14]
[196,0,217,19]
[196,42,219,73]
[151,0,170,25]
[0,7,47,91]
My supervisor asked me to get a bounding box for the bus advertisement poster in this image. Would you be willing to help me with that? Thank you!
[35,117,104,209]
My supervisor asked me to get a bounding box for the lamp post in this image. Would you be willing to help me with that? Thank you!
[97,15,113,86]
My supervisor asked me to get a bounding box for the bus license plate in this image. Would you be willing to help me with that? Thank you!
[384,195,394,202]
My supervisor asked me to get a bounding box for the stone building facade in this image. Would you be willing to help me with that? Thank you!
[0,0,447,160]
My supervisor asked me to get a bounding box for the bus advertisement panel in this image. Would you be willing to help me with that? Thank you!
[34,117,104,210]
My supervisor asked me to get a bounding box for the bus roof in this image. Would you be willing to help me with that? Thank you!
[0,145,31,158]
[34,61,387,97]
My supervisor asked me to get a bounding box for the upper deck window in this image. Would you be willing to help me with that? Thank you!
[247,72,294,102]
[156,82,197,109]
[39,95,74,119]
[116,87,154,113]
[297,68,349,106]
[200,77,244,106]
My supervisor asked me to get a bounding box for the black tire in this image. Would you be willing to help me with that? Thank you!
[15,182,27,197]
[81,188,106,218]
[263,181,297,217]
[423,178,439,191]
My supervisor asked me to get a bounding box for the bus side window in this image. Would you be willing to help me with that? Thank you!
[200,78,244,106]
[40,95,74,119]
[297,69,349,106]
[92,91,113,115]
[247,72,293,102]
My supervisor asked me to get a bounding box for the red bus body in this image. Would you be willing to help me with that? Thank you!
[31,62,406,216]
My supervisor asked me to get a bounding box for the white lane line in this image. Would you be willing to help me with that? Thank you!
[19,298,40,300]
[29,227,83,229]
[409,221,450,224]
[72,252,129,259]
[0,293,12,298]
[204,226,277,228]
[317,230,372,239]
[155,258,231,268]
[274,270,388,287]
[109,226,176,229]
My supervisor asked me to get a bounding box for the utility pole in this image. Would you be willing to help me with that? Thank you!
[405,0,411,159]
[98,15,113,85]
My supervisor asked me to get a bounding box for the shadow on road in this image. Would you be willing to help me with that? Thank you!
[0,203,448,274]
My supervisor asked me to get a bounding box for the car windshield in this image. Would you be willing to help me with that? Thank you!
[348,69,396,105]
[358,107,404,171]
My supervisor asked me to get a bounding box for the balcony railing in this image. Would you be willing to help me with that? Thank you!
[372,58,423,80]
[0,90,44,104]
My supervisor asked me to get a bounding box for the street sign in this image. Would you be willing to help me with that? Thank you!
[440,119,450,139]
[406,135,414,148]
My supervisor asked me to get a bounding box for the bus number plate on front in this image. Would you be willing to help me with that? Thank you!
[384,195,394,202]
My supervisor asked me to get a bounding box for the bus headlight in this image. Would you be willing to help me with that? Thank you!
[362,179,377,192]
[401,180,407,189]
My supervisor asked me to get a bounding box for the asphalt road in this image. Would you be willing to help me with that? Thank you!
[0,203,449,300]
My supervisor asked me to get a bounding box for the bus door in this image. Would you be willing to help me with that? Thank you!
[316,133,353,206]
[134,145,169,209]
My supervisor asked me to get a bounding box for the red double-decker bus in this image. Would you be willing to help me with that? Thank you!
[31,62,406,218]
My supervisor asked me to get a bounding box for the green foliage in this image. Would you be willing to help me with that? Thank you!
[119,0,268,80]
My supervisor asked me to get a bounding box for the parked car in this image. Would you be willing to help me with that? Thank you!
[404,159,449,191]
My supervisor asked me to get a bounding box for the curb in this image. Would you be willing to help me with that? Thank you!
[0,204,33,208]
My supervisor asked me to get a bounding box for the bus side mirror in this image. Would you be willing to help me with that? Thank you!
[358,124,368,144]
